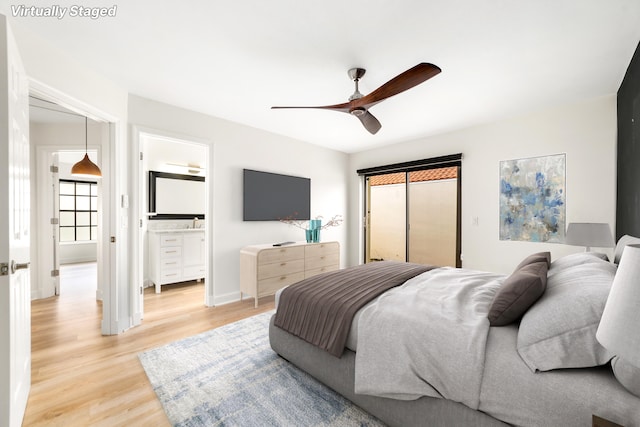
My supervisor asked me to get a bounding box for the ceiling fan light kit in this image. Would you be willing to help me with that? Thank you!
[272,62,441,135]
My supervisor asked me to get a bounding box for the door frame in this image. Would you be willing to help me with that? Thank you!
[29,79,121,334]
[130,126,214,326]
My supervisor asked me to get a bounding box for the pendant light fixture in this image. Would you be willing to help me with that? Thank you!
[71,116,102,178]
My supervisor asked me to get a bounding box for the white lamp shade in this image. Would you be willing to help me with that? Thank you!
[565,222,614,248]
[596,244,640,368]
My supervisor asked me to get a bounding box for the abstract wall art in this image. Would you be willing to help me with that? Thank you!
[499,154,566,242]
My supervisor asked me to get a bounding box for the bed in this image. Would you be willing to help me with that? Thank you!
[268,236,640,427]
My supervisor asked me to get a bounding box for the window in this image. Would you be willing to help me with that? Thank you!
[59,179,98,242]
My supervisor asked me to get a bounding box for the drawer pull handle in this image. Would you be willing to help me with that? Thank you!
[166,273,177,277]
[165,262,177,265]
[166,250,177,253]
[166,239,177,242]
[280,276,286,280]
[281,263,286,266]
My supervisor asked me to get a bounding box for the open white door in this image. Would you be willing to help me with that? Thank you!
[0,14,31,427]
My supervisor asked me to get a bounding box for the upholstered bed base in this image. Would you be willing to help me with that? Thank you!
[269,316,508,427]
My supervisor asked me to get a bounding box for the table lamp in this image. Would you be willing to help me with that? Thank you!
[565,222,614,251]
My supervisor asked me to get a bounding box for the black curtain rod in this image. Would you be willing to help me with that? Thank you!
[356,153,463,177]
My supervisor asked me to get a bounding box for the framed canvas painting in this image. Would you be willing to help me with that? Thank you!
[499,154,566,242]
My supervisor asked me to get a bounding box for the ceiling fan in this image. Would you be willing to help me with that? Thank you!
[271,63,441,135]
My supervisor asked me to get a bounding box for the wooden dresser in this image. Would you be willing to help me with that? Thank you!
[240,241,340,307]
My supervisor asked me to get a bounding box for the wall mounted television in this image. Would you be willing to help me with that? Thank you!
[243,169,310,221]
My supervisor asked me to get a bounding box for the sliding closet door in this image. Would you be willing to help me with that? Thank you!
[365,172,406,262]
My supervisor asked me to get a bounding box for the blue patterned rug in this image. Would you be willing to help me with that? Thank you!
[139,311,385,426]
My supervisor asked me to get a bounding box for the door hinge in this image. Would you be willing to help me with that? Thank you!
[139,152,143,161]
[0,263,8,276]
[110,236,116,243]
[51,269,60,277]
[50,218,59,225]
[140,286,143,295]
[50,165,59,173]
[140,219,143,228]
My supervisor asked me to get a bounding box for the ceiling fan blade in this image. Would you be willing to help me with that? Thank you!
[356,111,382,135]
[271,101,351,113]
[355,63,441,109]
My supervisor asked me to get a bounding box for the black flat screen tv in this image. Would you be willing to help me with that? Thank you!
[243,169,310,221]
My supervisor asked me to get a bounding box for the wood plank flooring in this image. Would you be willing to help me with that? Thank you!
[25,265,275,426]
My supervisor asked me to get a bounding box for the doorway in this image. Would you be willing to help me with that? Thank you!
[359,154,462,267]
[30,96,110,322]
[134,130,212,322]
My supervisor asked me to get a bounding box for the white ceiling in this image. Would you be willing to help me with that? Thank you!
[4,0,640,153]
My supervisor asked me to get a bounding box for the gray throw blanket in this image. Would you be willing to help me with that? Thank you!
[274,261,435,357]
[355,267,504,410]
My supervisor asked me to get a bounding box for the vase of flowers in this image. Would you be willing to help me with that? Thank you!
[279,214,343,243]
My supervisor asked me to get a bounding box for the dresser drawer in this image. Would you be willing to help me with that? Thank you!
[159,258,181,270]
[257,246,304,265]
[305,252,339,271]
[160,246,182,259]
[159,269,181,284]
[257,271,305,297]
[160,234,183,247]
[257,259,305,280]
[305,242,339,258]
[305,264,339,279]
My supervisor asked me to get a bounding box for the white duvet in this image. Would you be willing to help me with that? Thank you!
[354,267,504,410]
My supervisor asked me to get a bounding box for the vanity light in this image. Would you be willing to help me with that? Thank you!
[166,163,204,175]
[71,116,102,178]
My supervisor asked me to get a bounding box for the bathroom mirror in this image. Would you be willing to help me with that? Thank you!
[148,171,205,219]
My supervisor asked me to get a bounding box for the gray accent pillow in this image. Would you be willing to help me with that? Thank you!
[614,235,640,264]
[488,261,547,326]
[612,356,640,398]
[514,252,551,271]
[517,262,616,372]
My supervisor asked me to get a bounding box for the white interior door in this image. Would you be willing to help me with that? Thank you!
[0,15,32,427]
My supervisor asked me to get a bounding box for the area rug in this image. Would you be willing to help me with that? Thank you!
[139,311,385,426]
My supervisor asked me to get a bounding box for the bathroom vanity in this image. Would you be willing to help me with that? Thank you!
[148,229,205,293]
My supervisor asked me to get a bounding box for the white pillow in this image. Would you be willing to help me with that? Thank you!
[548,251,609,276]
[613,235,640,264]
[517,262,616,372]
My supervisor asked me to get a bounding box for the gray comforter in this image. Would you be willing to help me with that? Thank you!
[354,267,504,410]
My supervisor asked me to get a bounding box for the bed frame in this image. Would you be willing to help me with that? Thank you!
[269,316,508,427]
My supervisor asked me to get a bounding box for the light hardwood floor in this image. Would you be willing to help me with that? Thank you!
[25,264,275,426]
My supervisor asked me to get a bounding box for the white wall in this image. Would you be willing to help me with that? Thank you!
[349,95,617,274]
[128,95,350,305]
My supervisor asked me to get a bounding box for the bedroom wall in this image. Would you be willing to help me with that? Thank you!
[617,40,640,239]
[128,95,349,305]
[348,95,617,274]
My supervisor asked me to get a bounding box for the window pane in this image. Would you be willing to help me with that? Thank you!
[90,184,98,196]
[60,195,75,210]
[91,212,98,225]
[90,226,98,240]
[59,212,75,227]
[76,227,91,241]
[76,212,90,226]
[90,196,98,211]
[60,227,75,242]
[76,196,91,211]
[76,183,91,195]
[59,182,75,195]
